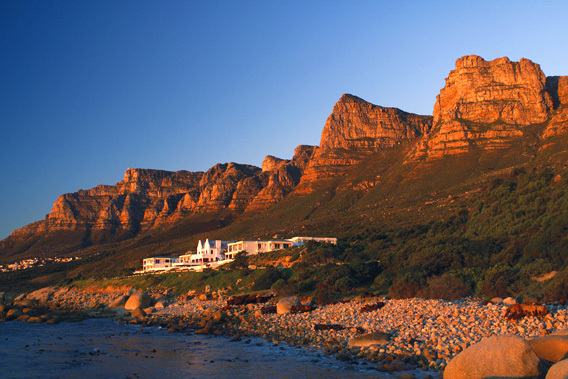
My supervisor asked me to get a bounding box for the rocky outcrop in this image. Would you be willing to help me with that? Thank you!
[434,56,552,126]
[3,145,318,246]
[417,56,566,159]
[319,94,431,151]
[245,145,317,212]
[297,94,432,191]
[543,76,568,138]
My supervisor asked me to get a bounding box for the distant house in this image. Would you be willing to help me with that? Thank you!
[174,239,233,268]
[142,256,179,272]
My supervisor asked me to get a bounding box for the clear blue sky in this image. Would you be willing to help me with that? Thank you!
[1,1,567,240]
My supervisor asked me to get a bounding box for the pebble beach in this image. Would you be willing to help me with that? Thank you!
[4,286,568,378]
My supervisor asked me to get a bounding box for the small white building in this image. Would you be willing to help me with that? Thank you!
[142,256,179,272]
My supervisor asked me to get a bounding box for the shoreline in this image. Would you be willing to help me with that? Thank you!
[3,287,568,378]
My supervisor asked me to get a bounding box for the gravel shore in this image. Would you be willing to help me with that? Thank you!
[4,287,568,378]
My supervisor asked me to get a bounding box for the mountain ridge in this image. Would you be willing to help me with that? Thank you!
[2,55,568,269]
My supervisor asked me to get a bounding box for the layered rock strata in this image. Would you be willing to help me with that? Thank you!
[416,55,567,159]
[297,94,432,191]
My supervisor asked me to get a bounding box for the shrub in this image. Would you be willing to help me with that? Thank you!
[542,269,568,302]
[313,289,332,305]
[478,265,516,298]
[334,276,355,292]
[389,273,424,299]
[271,278,297,296]
[252,266,282,291]
[423,273,471,300]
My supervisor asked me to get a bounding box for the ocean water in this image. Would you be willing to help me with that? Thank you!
[0,318,394,379]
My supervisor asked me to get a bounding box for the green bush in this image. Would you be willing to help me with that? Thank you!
[251,266,281,291]
[478,265,516,298]
[422,273,471,300]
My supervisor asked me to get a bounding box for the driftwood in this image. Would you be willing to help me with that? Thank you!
[504,304,549,321]
[314,324,345,331]
[360,302,386,313]
[260,305,277,314]
[226,293,274,306]
[290,305,314,314]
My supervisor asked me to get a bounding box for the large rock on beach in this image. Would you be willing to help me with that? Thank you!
[348,331,390,347]
[26,287,56,304]
[546,359,568,379]
[131,307,146,319]
[277,296,301,314]
[109,295,129,308]
[530,335,568,363]
[444,335,544,379]
[125,292,152,310]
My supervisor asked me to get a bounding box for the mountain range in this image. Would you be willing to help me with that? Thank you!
[2,55,567,279]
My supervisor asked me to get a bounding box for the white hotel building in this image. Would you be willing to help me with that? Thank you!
[140,236,337,272]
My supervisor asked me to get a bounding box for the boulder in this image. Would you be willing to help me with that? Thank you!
[348,331,390,347]
[503,297,517,305]
[143,307,155,314]
[491,297,503,303]
[6,308,23,320]
[546,359,568,379]
[124,292,152,310]
[530,335,568,363]
[277,296,301,314]
[109,295,129,308]
[444,335,544,379]
[131,307,146,319]
[155,300,167,309]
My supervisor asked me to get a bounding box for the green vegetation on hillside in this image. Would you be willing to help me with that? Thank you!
[4,165,568,301]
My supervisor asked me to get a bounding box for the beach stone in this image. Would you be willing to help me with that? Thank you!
[155,300,167,309]
[13,293,26,302]
[277,296,301,314]
[125,292,152,310]
[546,359,568,379]
[444,335,543,379]
[491,297,503,304]
[6,308,23,320]
[503,297,517,305]
[26,316,43,323]
[348,331,390,347]
[199,294,208,301]
[131,307,146,319]
[529,335,568,363]
[143,307,155,314]
[109,295,129,308]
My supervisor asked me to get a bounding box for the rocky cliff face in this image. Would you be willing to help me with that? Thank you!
[4,146,318,244]
[297,94,432,191]
[415,56,565,159]
[543,76,568,138]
